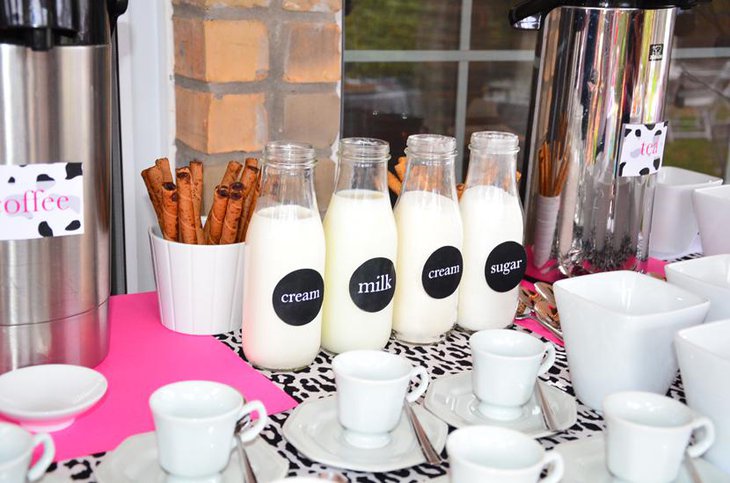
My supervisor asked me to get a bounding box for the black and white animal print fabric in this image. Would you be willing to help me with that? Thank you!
[49,317,689,482]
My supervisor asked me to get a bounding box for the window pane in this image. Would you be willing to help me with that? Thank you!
[344,0,461,50]
[464,61,533,176]
[343,62,458,159]
[470,0,537,50]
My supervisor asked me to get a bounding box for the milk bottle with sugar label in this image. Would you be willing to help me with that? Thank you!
[322,138,397,354]
[242,141,325,370]
[458,131,526,331]
[392,134,463,343]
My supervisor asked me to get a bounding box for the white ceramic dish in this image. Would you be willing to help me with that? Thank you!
[94,431,288,483]
[650,166,722,256]
[554,435,730,483]
[149,226,245,335]
[0,364,107,432]
[424,371,576,436]
[666,255,730,322]
[693,185,730,256]
[676,320,730,473]
[553,271,709,411]
[282,395,447,473]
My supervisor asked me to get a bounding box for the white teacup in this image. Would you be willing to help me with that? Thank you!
[0,422,54,483]
[603,391,715,483]
[447,426,564,483]
[332,350,429,449]
[149,380,267,479]
[470,330,555,420]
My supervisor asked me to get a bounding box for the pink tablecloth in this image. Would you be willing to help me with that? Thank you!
[1,292,298,462]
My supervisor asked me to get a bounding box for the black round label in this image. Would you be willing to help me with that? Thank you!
[349,257,396,313]
[485,241,527,292]
[272,269,325,326]
[421,246,463,299]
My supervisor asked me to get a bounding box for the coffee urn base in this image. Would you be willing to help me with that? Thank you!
[0,301,109,373]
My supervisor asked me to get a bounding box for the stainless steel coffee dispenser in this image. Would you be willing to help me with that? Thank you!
[0,0,126,372]
[511,0,703,278]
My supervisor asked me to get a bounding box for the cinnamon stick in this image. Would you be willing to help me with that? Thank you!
[240,184,259,243]
[156,157,173,184]
[141,166,163,227]
[176,168,197,244]
[394,156,407,182]
[221,160,243,187]
[220,191,244,245]
[205,185,230,244]
[160,182,179,242]
[388,171,402,196]
[189,160,205,244]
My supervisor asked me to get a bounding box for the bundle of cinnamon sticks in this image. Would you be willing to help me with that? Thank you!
[142,158,260,245]
[387,155,521,200]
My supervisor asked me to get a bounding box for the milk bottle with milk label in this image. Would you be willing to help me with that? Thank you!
[393,134,463,344]
[321,138,398,354]
[458,131,525,332]
[242,141,325,370]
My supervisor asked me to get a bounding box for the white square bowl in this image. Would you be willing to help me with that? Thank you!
[666,254,730,322]
[554,271,709,410]
[649,167,721,256]
[693,185,730,256]
[675,320,730,473]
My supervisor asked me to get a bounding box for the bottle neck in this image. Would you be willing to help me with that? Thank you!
[257,163,318,214]
[465,148,519,196]
[400,152,458,201]
[334,157,389,195]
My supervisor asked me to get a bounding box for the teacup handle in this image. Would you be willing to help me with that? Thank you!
[26,433,55,482]
[538,343,556,376]
[235,400,268,445]
[406,366,430,403]
[538,450,564,483]
[686,416,715,459]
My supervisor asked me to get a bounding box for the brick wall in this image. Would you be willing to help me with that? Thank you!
[172,0,342,213]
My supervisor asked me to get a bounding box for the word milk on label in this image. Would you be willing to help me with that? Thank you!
[393,190,463,343]
[0,162,84,241]
[322,188,398,353]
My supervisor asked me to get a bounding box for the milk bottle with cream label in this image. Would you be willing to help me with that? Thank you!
[322,138,397,354]
[458,131,526,331]
[242,141,325,370]
[392,134,463,343]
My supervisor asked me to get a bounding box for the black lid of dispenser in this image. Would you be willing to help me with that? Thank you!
[510,0,709,29]
[0,0,128,51]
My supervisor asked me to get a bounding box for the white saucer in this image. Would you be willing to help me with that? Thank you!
[94,431,289,483]
[0,364,107,432]
[424,371,576,437]
[282,395,448,473]
[554,435,730,483]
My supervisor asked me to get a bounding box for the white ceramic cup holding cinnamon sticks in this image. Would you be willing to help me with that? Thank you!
[149,222,245,335]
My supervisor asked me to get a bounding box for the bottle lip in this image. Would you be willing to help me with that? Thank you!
[406,134,457,160]
[339,137,390,164]
[264,141,317,167]
[469,131,520,154]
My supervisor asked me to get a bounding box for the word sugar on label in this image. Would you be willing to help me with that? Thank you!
[422,246,463,299]
[0,162,85,241]
[485,241,527,293]
[272,268,325,327]
[349,257,396,313]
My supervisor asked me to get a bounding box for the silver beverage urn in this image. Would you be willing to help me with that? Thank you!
[511,0,705,278]
[0,0,127,372]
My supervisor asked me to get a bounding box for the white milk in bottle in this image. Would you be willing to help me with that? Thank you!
[392,134,463,343]
[242,141,325,370]
[458,131,526,331]
[322,138,397,354]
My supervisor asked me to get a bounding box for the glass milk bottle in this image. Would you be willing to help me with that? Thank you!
[458,131,525,331]
[392,134,463,343]
[321,138,397,354]
[242,141,325,370]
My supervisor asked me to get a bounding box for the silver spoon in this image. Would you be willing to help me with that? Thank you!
[534,301,564,344]
[534,282,556,306]
[535,380,559,432]
[404,403,441,465]
[234,418,258,483]
[684,451,704,483]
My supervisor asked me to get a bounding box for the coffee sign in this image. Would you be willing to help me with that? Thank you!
[0,162,85,241]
